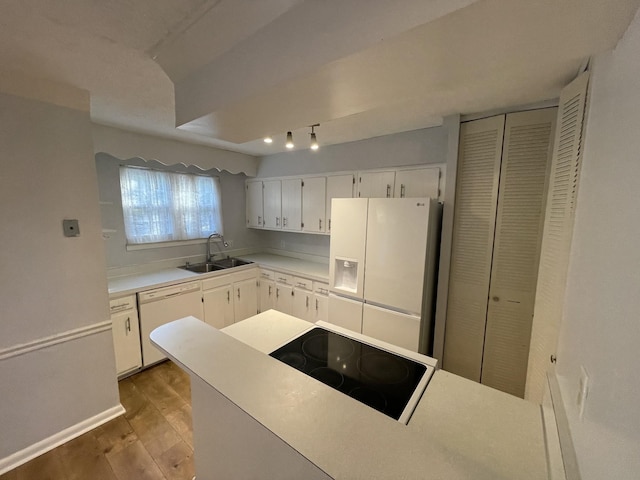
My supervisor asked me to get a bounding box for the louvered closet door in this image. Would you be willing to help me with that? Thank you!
[443,115,505,381]
[526,73,590,403]
[481,108,557,397]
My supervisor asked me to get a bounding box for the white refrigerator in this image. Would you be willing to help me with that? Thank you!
[328,198,440,354]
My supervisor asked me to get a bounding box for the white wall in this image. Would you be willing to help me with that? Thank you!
[555,11,640,480]
[0,90,120,468]
[257,126,447,178]
[96,153,262,270]
[255,126,448,258]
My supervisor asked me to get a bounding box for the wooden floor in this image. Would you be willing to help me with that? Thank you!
[0,361,195,480]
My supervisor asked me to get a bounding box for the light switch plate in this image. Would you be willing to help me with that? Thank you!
[63,219,80,237]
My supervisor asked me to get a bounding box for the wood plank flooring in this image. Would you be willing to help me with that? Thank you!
[0,361,195,480]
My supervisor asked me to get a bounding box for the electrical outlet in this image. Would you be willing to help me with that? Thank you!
[577,366,589,420]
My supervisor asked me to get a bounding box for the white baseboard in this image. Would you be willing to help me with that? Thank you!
[0,404,125,475]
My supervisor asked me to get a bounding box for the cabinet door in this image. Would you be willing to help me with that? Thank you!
[246,181,263,228]
[325,174,354,234]
[203,285,234,329]
[259,279,275,312]
[302,177,326,233]
[275,284,294,315]
[111,310,142,376]
[263,180,282,229]
[357,171,395,198]
[394,167,440,199]
[443,115,505,382]
[293,287,313,322]
[281,178,302,231]
[313,294,329,322]
[481,108,557,398]
[234,278,259,322]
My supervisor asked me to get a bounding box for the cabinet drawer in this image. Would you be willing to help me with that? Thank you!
[313,282,329,296]
[275,272,294,285]
[293,276,313,291]
[260,269,275,281]
[231,267,258,283]
[109,295,136,314]
[202,274,233,291]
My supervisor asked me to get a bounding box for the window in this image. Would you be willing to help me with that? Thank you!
[119,166,223,245]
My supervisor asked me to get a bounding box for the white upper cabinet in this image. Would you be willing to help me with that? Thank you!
[281,178,302,231]
[394,167,440,199]
[246,180,263,228]
[357,171,395,198]
[263,180,282,229]
[325,174,354,234]
[302,177,326,233]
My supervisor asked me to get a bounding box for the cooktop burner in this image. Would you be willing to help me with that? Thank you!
[270,327,428,420]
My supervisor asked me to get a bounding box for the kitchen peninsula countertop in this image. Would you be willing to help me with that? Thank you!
[107,252,329,297]
[151,312,549,480]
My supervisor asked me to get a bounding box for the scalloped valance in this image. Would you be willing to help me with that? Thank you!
[92,124,258,176]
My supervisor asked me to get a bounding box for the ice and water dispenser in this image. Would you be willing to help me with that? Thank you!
[333,258,359,293]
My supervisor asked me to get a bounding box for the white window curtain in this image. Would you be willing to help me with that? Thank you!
[119,166,223,244]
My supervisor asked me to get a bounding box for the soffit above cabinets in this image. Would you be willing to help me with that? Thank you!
[0,0,638,155]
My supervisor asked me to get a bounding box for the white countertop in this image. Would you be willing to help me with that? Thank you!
[237,253,329,282]
[107,252,329,297]
[151,312,548,480]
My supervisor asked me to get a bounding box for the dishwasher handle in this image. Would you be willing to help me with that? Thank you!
[138,282,201,303]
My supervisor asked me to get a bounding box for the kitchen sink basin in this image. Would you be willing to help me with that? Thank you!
[179,257,253,273]
[180,262,225,273]
[211,257,253,269]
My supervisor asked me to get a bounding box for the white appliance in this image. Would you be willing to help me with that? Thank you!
[328,198,440,354]
[138,281,204,366]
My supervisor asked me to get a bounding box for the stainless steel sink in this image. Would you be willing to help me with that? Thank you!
[179,257,253,274]
[212,257,253,269]
[179,262,225,273]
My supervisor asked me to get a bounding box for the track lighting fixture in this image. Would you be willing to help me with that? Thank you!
[285,131,294,149]
[309,124,320,151]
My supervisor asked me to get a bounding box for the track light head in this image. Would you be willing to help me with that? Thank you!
[285,131,294,149]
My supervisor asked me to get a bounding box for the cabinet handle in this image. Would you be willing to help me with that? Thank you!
[386,184,391,198]
[283,217,288,227]
[315,298,319,311]
[258,215,262,225]
[306,296,309,308]
[400,184,406,198]
[276,217,280,226]
[227,290,230,303]
[237,288,241,300]
[125,317,131,333]
[276,288,280,299]
[268,285,272,296]
[319,219,322,230]
[328,218,331,231]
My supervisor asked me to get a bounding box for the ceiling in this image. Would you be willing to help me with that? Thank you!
[0,0,638,156]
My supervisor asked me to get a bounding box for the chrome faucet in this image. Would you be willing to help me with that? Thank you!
[206,233,229,263]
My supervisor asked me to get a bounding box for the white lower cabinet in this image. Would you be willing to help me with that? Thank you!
[274,272,294,315]
[109,295,142,377]
[234,277,259,321]
[203,283,234,329]
[362,303,420,352]
[203,268,259,327]
[293,276,314,322]
[259,269,276,312]
[313,282,329,322]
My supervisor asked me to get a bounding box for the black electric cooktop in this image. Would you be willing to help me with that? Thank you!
[269,327,428,420]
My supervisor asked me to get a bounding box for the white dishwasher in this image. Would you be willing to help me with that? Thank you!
[138,281,203,366]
